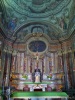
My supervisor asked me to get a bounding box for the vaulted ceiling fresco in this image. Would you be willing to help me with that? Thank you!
[0,0,75,43]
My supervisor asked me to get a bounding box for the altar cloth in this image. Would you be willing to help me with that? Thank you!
[11,91,68,99]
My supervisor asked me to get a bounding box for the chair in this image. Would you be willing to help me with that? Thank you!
[23,85,30,91]
[45,85,52,91]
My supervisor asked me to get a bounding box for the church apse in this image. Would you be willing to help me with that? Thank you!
[7,35,64,92]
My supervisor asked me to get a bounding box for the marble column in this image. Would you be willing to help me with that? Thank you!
[30,58,32,73]
[69,52,75,88]
[63,53,71,90]
[1,51,6,86]
[2,52,8,86]
[15,54,18,72]
[66,53,72,88]
[7,53,12,86]
[58,55,63,72]
[2,51,12,86]
[42,58,44,74]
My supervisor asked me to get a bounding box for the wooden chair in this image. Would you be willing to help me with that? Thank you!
[45,85,52,91]
[23,85,30,91]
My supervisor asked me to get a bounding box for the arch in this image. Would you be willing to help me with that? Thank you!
[13,20,62,37]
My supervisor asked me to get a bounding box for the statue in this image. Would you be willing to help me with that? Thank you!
[35,72,40,83]
[32,69,42,82]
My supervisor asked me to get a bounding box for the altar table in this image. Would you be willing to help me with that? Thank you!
[11,91,68,100]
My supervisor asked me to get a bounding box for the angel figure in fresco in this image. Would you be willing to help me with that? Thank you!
[59,17,67,30]
[8,18,17,32]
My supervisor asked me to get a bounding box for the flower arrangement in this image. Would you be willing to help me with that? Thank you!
[47,74,52,79]
[58,85,63,89]
[10,74,17,79]
[22,74,28,79]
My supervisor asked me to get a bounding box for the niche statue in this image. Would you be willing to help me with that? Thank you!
[32,69,42,83]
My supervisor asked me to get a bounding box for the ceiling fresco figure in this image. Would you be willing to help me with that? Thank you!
[8,18,17,32]
[59,17,67,30]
